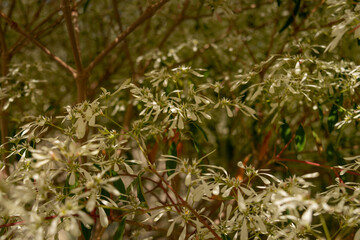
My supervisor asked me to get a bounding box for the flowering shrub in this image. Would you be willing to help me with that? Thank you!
[0,0,360,239]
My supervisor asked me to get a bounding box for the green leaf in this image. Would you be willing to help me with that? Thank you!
[166,142,177,176]
[279,0,301,32]
[113,175,126,200]
[277,0,282,6]
[192,139,201,154]
[317,103,323,121]
[327,104,338,133]
[114,217,126,240]
[83,0,91,12]
[326,143,336,162]
[191,122,208,141]
[295,124,306,152]
[80,223,92,240]
[137,175,148,207]
[221,233,231,240]
[311,129,321,143]
[281,120,292,148]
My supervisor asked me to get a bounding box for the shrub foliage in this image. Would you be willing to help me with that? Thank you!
[0,0,360,239]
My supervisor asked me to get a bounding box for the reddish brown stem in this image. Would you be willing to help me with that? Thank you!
[150,167,222,240]
[276,133,296,158]
[275,158,360,177]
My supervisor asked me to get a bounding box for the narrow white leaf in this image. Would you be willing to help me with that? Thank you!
[340,169,347,175]
[167,220,176,237]
[86,194,96,212]
[185,173,192,186]
[69,172,76,185]
[259,176,270,185]
[354,228,360,240]
[200,111,211,120]
[241,219,248,240]
[237,189,246,212]
[213,184,220,195]
[154,212,164,222]
[89,115,96,126]
[70,217,81,237]
[75,117,86,139]
[78,211,94,225]
[99,207,109,228]
[226,105,233,117]
[254,215,267,233]
[301,172,319,179]
[33,159,50,168]
[48,218,58,236]
[222,187,233,198]
[295,61,301,75]
[85,107,92,120]
[240,187,253,196]
[269,84,275,94]
[300,207,313,226]
[103,184,120,196]
[193,186,204,202]
[178,116,184,129]
[219,202,224,218]
[226,205,232,220]
[124,163,134,174]
[179,226,186,240]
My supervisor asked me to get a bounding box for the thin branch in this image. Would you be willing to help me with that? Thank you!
[0,23,9,178]
[266,19,279,58]
[0,10,76,75]
[61,0,83,72]
[151,168,222,240]
[61,0,87,104]
[294,0,325,33]
[276,133,296,158]
[85,0,170,73]
[0,214,68,229]
[8,6,62,56]
[0,24,7,76]
[112,0,135,73]
[241,36,258,64]
[158,0,190,49]
[26,1,46,29]
[88,49,126,100]
[8,0,87,56]
[3,0,16,33]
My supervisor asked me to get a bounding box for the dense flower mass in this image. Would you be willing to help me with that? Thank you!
[0,0,360,239]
